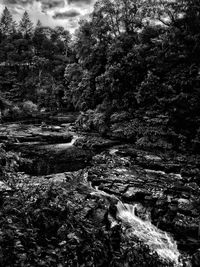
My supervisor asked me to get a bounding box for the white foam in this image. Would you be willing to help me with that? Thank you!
[117,202,182,266]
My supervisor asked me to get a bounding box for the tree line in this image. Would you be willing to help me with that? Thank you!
[65,0,200,147]
[0,7,72,112]
[0,1,200,147]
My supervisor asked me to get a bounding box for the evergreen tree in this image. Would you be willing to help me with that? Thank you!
[0,7,16,36]
[19,11,33,37]
[36,20,42,29]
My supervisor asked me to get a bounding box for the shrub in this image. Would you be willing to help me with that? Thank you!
[22,101,38,115]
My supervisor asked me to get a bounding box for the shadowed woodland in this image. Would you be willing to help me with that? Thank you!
[1,1,200,266]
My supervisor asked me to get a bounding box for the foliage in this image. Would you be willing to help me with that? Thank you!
[19,11,33,37]
[0,170,172,267]
[0,7,16,36]
[22,100,38,114]
[0,1,200,149]
[63,0,200,151]
[0,7,72,116]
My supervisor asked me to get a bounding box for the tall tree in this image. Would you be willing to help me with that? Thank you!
[0,7,16,36]
[36,20,42,29]
[19,11,33,37]
[93,0,146,37]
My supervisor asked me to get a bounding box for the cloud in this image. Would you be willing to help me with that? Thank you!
[53,10,80,19]
[38,0,65,11]
[3,0,65,10]
[68,0,93,4]
[3,0,34,5]
[0,0,97,32]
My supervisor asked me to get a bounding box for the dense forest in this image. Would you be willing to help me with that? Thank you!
[1,1,200,266]
[0,7,72,113]
[0,0,200,152]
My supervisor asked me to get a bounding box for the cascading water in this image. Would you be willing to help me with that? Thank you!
[117,201,182,266]
[86,146,184,266]
[41,135,79,151]
[90,186,182,266]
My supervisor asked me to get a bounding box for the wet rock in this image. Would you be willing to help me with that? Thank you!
[84,146,200,256]
[74,136,120,151]
[40,132,72,143]
[144,155,162,161]
[19,146,93,175]
[92,208,108,224]
[123,187,150,201]
[177,199,194,215]
[47,173,67,183]
[0,181,12,192]
[110,183,128,194]
[192,249,200,266]
[173,213,199,236]
[0,123,73,148]
[50,113,79,123]
[61,123,71,128]
[110,111,131,124]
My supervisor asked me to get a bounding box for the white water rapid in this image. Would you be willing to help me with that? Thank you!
[90,185,182,266]
[117,201,182,266]
[42,135,79,150]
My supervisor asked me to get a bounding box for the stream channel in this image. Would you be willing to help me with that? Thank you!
[1,121,199,266]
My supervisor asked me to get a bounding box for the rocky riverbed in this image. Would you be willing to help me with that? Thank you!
[0,122,200,266]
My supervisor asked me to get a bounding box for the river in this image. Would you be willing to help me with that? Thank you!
[1,122,197,266]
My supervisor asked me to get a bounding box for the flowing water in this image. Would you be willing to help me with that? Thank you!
[106,148,182,265]
[117,201,182,266]
[90,184,182,266]
[41,135,79,150]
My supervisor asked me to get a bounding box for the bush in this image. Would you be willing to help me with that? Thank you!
[22,101,38,115]
[110,111,131,123]
[0,170,173,267]
[2,106,23,120]
[76,110,109,135]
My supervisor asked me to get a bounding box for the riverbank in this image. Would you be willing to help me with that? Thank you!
[0,121,199,266]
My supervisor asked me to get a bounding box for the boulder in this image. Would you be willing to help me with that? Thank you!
[19,146,93,175]
[192,249,200,266]
[123,187,150,201]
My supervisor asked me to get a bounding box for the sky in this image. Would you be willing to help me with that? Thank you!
[0,0,97,32]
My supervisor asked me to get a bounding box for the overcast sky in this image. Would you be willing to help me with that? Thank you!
[0,0,96,32]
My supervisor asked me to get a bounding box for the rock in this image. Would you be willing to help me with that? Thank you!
[74,135,120,151]
[0,181,12,192]
[144,155,162,161]
[93,208,108,224]
[38,132,72,144]
[50,113,79,123]
[48,173,67,183]
[110,111,131,123]
[50,126,62,131]
[123,187,150,201]
[91,140,120,150]
[109,128,126,140]
[177,198,193,215]
[173,213,199,236]
[19,146,93,175]
[110,183,128,194]
[61,123,71,128]
[192,249,200,266]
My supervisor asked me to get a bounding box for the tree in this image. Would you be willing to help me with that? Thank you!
[0,7,16,36]
[93,0,146,37]
[36,20,42,29]
[19,11,33,37]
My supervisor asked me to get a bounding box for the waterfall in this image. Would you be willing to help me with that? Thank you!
[90,186,182,266]
[48,135,79,149]
[117,201,182,266]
